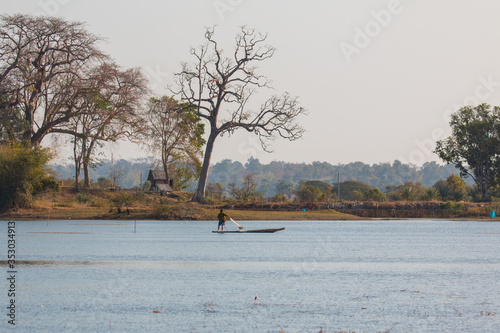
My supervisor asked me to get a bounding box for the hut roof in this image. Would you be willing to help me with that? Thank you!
[147,169,173,192]
[148,169,166,181]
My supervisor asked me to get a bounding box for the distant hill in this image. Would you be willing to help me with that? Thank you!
[49,157,464,196]
[207,158,463,197]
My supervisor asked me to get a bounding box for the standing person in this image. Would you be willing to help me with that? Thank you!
[217,209,229,232]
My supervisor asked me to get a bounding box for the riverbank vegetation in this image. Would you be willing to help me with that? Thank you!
[0,187,358,221]
[0,186,497,221]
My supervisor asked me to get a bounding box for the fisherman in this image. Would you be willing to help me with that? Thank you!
[217,209,229,232]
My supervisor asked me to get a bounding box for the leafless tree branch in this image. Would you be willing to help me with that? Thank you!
[172,26,307,202]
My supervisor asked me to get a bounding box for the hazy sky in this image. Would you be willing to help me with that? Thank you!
[3,0,500,166]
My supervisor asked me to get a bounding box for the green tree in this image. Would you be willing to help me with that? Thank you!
[0,143,57,211]
[303,180,332,202]
[97,177,113,188]
[272,193,288,202]
[435,104,500,201]
[386,182,424,201]
[363,188,385,202]
[446,174,467,201]
[145,96,205,190]
[433,180,450,201]
[421,187,440,201]
[332,180,374,201]
[352,190,364,201]
[296,181,322,202]
[0,92,25,143]
[275,180,294,199]
[142,181,151,191]
[304,180,332,196]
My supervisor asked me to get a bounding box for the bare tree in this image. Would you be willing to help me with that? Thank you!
[173,27,306,202]
[0,14,37,84]
[145,96,205,189]
[0,14,107,146]
[65,62,147,188]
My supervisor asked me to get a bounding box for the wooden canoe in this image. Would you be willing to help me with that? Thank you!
[212,227,285,233]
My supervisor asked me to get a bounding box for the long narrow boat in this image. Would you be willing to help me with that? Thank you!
[212,227,285,233]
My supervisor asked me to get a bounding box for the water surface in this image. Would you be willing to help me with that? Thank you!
[2,219,499,332]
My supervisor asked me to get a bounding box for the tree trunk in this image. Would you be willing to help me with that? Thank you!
[163,162,170,188]
[480,172,488,201]
[192,131,218,202]
[24,104,35,144]
[83,139,95,188]
[162,144,170,187]
[83,162,91,188]
[73,137,81,191]
[74,166,80,191]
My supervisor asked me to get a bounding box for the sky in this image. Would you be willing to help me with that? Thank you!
[3,0,500,166]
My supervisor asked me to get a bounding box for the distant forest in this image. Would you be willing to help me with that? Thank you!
[50,157,463,197]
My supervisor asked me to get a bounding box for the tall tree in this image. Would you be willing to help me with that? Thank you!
[63,62,147,188]
[173,27,306,202]
[0,14,107,146]
[145,96,205,189]
[435,104,500,201]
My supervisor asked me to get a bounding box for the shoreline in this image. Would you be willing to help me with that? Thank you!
[0,207,363,221]
[0,208,497,222]
[0,188,496,221]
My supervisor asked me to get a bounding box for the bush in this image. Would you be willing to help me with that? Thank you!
[0,143,54,211]
[90,199,105,208]
[76,193,89,204]
[272,193,288,202]
[305,201,320,210]
[108,192,135,207]
[153,204,170,217]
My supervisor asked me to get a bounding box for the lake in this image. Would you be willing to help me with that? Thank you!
[1,219,499,332]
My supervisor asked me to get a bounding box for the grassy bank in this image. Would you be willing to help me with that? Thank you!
[1,187,498,221]
[0,188,359,221]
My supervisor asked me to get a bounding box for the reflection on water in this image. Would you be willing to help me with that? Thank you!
[1,219,499,332]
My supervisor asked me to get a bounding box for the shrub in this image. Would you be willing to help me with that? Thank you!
[54,202,74,208]
[272,193,288,202]
[0,143,54,211]
[108,192,135,207]
[305,201,320,210]
[76,193,89,204]
[90,199,105,208]
[153,204,171,219]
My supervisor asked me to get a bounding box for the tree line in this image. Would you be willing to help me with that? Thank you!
[47,157,457,194]
[205,158,461,198]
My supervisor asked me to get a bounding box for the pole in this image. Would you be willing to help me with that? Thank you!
[230,217,243,230]
[337,172,340,202]
[134,220,137,233]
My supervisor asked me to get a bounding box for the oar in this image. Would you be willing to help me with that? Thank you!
[229,217,244,231]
